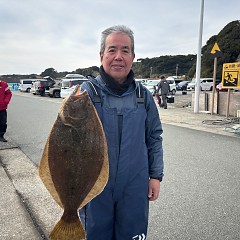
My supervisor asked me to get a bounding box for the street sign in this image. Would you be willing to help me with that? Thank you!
[222,62,240,88]
[210,42,223,58]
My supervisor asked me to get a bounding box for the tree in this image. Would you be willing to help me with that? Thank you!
[75,66,99,77]
[40,68,58,79]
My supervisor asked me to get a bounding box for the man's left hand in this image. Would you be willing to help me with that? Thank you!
[148,179,160,201]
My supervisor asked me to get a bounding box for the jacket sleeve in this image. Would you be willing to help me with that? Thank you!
[144,89,164,181]
[4,86,12,105]
[157,82,161,93]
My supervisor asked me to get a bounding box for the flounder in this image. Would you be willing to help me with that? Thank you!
[38,85,109,240]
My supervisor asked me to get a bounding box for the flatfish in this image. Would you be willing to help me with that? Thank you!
[38,85,109,240]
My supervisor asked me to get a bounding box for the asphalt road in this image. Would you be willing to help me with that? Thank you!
[7,92,62,165]
[6,91,240,239]
[7,91,192,165]
[149,124,240,239]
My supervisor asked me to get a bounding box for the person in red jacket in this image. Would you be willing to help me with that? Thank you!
[0,80,12,142]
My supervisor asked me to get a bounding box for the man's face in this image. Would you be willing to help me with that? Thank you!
[100,32,135,84]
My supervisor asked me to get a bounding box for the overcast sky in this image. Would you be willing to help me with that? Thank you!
[0,0,239,75]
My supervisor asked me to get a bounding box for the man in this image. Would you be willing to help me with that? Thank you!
[0,80,12,142]
[80,25,164,239]
[157,76,170,109]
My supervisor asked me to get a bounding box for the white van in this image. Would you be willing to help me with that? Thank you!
[19,79,34,92]
[60,74,88,98]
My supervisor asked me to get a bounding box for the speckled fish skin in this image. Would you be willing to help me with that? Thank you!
[38,85,109,240]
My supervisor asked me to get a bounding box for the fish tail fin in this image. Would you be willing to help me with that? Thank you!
[49,218,85,240]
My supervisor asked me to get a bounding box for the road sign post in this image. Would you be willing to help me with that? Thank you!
[226,89,231,117]
[210,42,222,115]
[211,57,217,115]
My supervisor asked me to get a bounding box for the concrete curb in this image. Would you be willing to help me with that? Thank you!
[0,147,62,239]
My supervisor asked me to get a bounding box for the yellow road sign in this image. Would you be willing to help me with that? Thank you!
[222,62,240,88]
[210,42,222,58]
[211,43,220,54]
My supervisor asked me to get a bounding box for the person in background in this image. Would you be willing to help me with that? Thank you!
[0,80,12,142]
[79,25,164,239]
[157,76,170,109]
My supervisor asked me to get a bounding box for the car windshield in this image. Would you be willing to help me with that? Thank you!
[190,79,196,83]
[145,81,159,86]
[179,81,188,85]
[167,80,175,84]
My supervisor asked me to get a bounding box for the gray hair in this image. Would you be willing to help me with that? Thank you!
[100,25,135,54]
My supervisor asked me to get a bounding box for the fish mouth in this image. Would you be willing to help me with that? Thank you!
[70,85,84,101]
[59,85,88,126]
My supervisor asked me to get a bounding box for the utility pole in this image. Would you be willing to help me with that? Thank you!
[194,0,204,113]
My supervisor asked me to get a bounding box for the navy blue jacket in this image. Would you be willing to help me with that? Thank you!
[81,76,164,183]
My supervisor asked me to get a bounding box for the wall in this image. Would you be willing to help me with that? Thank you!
[192,91,240,116]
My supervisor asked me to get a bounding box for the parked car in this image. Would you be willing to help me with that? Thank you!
[166,77,177,95]
[176,81,190,91]
[18,79,35,92]
[135,79,148,85]
[30,79,55,96]
[143,80,159,95]
[187,79,196,91]
[216,82,226,92]
[143,78,176,95]
[60,75,88,98]
[48,80,62,98]
[64,74,85,79]
[187,78,221,91]
[201,78,221,91]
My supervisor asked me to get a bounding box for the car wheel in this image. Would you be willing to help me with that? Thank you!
[53,91,60,98]
[171,89,176,95]
[26,88,31,93]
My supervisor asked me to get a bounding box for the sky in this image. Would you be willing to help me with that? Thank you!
[0,0,239,75]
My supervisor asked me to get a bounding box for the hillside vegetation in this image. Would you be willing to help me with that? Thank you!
[189,20,240,78]
[133,20,240,79]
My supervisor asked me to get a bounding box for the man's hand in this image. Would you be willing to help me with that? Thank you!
[148,179,160,201]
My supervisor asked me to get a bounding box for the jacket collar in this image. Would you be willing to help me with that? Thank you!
[99,66,134,96]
